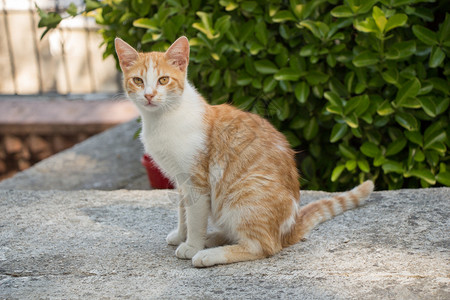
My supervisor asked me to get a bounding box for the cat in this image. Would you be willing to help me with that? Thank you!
[115,36,374,267]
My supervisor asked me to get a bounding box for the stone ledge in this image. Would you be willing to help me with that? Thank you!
[0,188,448,299]
[0,98,138,135]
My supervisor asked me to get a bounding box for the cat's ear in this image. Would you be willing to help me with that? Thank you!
[165,36,190,72]
[115,38,139,72]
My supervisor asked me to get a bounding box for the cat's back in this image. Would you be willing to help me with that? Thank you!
[203,103,298,188]
[205,104,286,149]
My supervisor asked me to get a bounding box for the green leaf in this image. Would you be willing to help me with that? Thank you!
[395,78,421,105]
[435,98,450,115]
[438,13,450,43]
[220,0,238,11]
[373,6,387,33]
[208,69,220,87]
[86,0,102,12]
[241,1,258,12]
[395,112,419,131]
[384,14,407,33]
[405,131,423,147]
[37,11,62,28]
[429,78,449,95]
[339,144,357,160]
[283,131,301,147]
[412,25,438,46]
[386,137,407,156]
[254,60,279,74]
[269,98,289,121]
[194,12,219,39]
[429,46,445,68]
[234,95,255,110]
[254,20,268,46]
[377,100,395,116]
[274,68,302,81]
[354,18,378,34]
[382,161,404,174]
[406,169,436,185]
[214,15,231,34]
[418,97,437,117]
[345,95,370,116]
[295,82,310,104]
[358,0,379,14]
[305,71,329,85]
[331,6,354,18]
[424,130,447,150]
[358,159,370,172]
[386,40,416,60]
[133,18,158,30]
[436,171,450,186]
[131,0,151,16]
[272,10,296,22]
[300,20,327,39]
[360,142,381,158]
[263,77,277,92]
[396,97,421,109]
[346,160,357,171]
[236,73,252,86]
[382,69,399,84]
[353,51,379,67]
[224,70,232,89]
[324,91,343,107]
[330,123,348,143]
[300,45,317,57]
[331,164,346,182]
[303,117,319,141]
[67,3,78,16]
[374,155,387,167]
[344,113,359,128]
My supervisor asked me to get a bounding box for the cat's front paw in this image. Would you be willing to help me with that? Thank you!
[166,230,185,246]
[192,249,224,267]
[175,243,201,259]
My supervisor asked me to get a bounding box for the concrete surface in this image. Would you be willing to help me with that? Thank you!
[0,119,150,191]
[0,188,448,299]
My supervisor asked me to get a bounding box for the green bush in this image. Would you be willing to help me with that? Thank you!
[39,0,450,191]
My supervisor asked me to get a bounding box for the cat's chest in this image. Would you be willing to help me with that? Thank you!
[141,112,206,178]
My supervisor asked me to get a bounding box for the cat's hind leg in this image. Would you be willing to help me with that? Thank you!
[192,241,265,267]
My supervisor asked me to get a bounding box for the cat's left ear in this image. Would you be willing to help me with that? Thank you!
[165,36,190,72]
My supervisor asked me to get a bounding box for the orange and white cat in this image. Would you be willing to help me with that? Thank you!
[115,36,374,267]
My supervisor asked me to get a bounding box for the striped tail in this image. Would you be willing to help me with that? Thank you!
[282,180,374,247]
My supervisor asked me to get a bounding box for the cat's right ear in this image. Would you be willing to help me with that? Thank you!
[115,38,139,72]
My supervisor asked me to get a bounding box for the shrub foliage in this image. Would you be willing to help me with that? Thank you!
[39,0,450,191]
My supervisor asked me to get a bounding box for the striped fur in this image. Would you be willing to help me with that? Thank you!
[115,37,375,268]
[281,180,374,247]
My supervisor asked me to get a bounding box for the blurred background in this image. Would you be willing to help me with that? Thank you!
[1,0,120,94]
[0,0,138,180]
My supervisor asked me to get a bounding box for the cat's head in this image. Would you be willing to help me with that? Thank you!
[115,36,190,112]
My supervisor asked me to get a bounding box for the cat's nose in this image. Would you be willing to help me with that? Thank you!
[144,94,155,103]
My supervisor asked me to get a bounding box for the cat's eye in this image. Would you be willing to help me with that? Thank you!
[133,77,144,85]
[158,76,169,85]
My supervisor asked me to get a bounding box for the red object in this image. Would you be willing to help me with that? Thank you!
[141,154,174,189]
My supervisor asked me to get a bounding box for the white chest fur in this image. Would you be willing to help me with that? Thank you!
[139,83,206,183]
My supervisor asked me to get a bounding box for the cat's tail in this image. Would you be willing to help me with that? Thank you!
[282,180,374,247]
